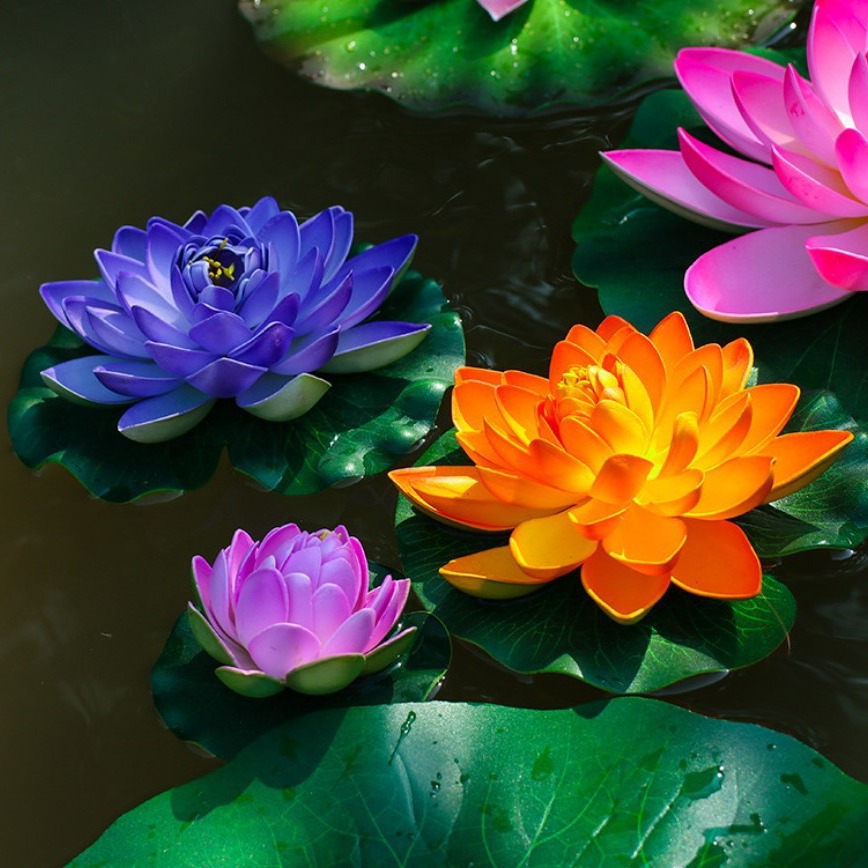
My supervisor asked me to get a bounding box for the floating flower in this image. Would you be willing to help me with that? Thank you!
[39,198,428,442]
[476,0,528,21]
[391,314,852,623]
[602,0,868,322]
[188,523,416,696]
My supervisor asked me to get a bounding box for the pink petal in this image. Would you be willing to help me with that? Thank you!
[367,579,410,650]
[476,0,528,21]
[318,557,364,609]
[191,555,212,610]
[783,65,843,167]
[848,53,868,131]
[206,552,236,640]
[256,523,302,564]
[679,130,836,224]
[234,567,290,647]
[674,47,786,164]
[836,128,868,203]
[806,222,868,290]
[601,149,768,230]
[807,2,863,120]
[281,545,322,579]
[310,583,353,643]
[770,145,868,217]
[246,623,322,680]
[285,571,314,630]
[321,608,376,657]
[731,70,798,156]
[685,222,855,322]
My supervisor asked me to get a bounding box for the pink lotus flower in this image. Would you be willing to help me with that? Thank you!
[602,0,868,323]
[188,524,416,697]
[477,0,528,22]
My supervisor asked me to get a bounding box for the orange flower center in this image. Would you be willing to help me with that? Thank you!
[549,359,627,424]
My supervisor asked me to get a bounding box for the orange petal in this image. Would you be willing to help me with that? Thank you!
[455,366,504,387]
[590,399,649,454]
[455,429,502,468]
[694,391,752,469]
[620,365,655,434]
[763,429,854,501]
[440,546,553,600]
[581,548,671,624]
[559,416,613,472]
[639,469,704,516]
[390,466,550,531]
[590,454,654,504]
[477,465,580,510]
[527,438,596,493]
[483,418,535,476]
[503,370,549,395]
[495,384,545,444]
[650,312,694,370]
[657,412,699,477]
[596,315,634,342]
[567,499,628,540]
[739,383,800,453]
[549,340,596,391]
[601,505,687,575]
[671,344,724,408]
[510,510,598,580]
[617,331,666,409]
[684,455,773,520]
[656,366,712,443]
[720,337,754,398]
[563,324,608,359]
[453,379,499,433]
[671,520,761,599]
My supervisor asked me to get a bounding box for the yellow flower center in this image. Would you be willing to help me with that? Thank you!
[201,238,236,286]
[552,361,626,422]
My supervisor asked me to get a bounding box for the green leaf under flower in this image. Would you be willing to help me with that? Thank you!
[572,87,868,553]
[239,0,801,116]
[71,698,868,865]
[8,270,463,502]
[153,595,450,760]
[395,431,796,694]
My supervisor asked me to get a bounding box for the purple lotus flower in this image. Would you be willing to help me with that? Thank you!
[602,0,868,323]
[477,0,528,21]
[188,523,416,697]
[39,198,429,442]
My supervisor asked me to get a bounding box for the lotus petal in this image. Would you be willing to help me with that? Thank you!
[440,545,552,599]
[41,355,134,406]
[116,384,215,443]
[319,321,430,374]
[185,357,266,398]
[284,654,366,695]
[215,667,285,698]
[581,548,671,624]
[93,359,179,398]
[806,221,868,290]
[235,372,331,422]
[476,0,528,22]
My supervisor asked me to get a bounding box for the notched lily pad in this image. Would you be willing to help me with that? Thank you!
[8,270,463,501]
[238,0,802,116]
[71,699,868,865]
[572,85,868,552]
[394,431,797,695]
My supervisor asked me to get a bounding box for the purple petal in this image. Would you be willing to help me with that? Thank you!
[145,342,216,377]
[235,567,291,647]
[270,327,340,376]
[298,208,336,269]
[114,271,177,321]
[281,247,323,303]
[40,280,116,330]
[238,271,280,329]
[111,225,148,260]
[261,292,300,329]
[116,383,215,442]
[245,196,281,234]
[476,0,528,21]
[318,557,365,610]
[226,529,256,592]
[191,555,213,611]
[601,149,767,230]
[170,265,196,320]
[202,204,251,238]
[321,321,429,374]
[325,208,354,283]
[246,623,322,680]
[196,285,235,311]
[95,249,151,288]
[321,608,375,657]
[685,222,855,322]
[131,306,197,348]
[260,211,300,274]
[310,583,353,643]
[284,571,314,630]
[367,579,410,650]
[182,210,208,234]
[233,321,294,367]
[185,356,266,398]
[235,372,331,422]
[146,222,187,295]
[806,222,868,290]
[63,300,148,359]
[41,355,134,405]
[188,311,253,354]
[284,545,322,578]
[257,524,303,564]
[294,273,352,334]
[94,359,180,398]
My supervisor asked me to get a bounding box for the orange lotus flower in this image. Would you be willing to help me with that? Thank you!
[390,313,853,624]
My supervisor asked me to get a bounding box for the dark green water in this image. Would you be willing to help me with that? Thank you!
[0,2,863,864]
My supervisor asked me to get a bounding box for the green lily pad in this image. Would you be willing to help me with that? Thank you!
[239,0,801,117]
[395,431,796,695]
[153,590,451,760]
[572,85,868,552]
[71,698,868,865]
[7,269,463,502]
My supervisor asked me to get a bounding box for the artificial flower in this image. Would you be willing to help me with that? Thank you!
[602,0,868,322]
[39,198,428,442]
[476,0,528,21]
[188,523,416,696]
[391,313,852,623]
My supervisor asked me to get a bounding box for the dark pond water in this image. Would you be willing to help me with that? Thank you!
[1,1,864,864]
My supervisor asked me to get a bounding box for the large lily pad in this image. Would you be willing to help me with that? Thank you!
[71,698,868,865]
[572,86,868,552]
[395,431,796,695]
[153,595,451,760]
[8,269,463,501]
[239,0,802,117]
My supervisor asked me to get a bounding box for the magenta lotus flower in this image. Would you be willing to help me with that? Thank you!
[476,0,528,22]
[188,523,416,697]
[602,0,868,323]
[39,197,427,442]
